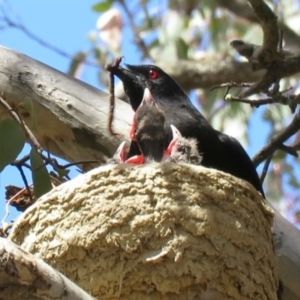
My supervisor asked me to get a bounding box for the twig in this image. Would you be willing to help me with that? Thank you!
[260,154,273,183]
[210,82,252,99]
[15,165,33,205]
[225,92,300,109]
[253,109,300,167]
[106,56,123,136]
[11,155,30,166]
[117,0,151,59]
[0,96,42,151]
[247,0,279,60]
[62,160,99,169]
[1,184,33,227]
[278,144,298,157]
[41,152,98,177]
[210,82,252,92]
[225,94,273,107]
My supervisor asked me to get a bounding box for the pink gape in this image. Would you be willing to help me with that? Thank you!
[126,96,181,165]
[116,141,127,163]
[125,88,153,164]
[128,88,153,142]
[110,141,127,164]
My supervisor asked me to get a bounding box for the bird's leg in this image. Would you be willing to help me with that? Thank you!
[125,154,145,164]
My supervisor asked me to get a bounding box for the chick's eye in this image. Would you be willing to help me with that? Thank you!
[149,69,159,79]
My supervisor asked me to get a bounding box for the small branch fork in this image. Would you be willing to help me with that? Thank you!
[0,95,98,227]
[214,0,300,183]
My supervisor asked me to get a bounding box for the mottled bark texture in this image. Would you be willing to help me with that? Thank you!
[9,163,277,300]
[0,238,96,300]
[0,46,133,167]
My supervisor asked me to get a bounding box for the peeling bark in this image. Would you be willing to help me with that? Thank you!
[0,238,96,300]
[0,46,133,169]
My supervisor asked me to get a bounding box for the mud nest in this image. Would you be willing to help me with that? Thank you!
[9,163,277,300]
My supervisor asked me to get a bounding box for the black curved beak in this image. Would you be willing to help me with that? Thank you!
[112,64,146,111]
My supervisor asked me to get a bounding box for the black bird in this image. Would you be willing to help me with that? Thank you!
[126,88,167,164]
[165,125,203,165]
[113,64,264,197]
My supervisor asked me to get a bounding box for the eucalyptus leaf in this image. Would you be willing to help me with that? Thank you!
[68,52,87,77]
[0,118,25,172]
[20,97,38,129]
[176,38,189,59]
[30,148,52,199]
[92,0,112,12]
[56,167,70,178]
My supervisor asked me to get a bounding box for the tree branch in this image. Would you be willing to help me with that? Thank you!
[0,238,96,300]
[156,59,265,91]
[252,109,300,167]
[117,0,151,59]
[217,0,300,49]
[247,0,279,63]
[0,46,133,170]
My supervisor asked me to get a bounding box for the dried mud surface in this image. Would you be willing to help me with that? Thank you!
[9,163,277,300]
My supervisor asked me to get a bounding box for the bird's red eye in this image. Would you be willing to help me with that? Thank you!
[149,69,159,79]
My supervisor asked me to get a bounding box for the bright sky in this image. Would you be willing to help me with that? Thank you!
[0,0,124,221]
[0,0,284,225]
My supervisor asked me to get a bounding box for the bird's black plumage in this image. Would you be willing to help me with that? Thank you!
[113,64,264,197]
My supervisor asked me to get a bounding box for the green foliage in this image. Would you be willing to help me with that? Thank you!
[92,0,112,12]
[0,118,25,172]
[56,166,70,178]
[30,148,52,199]
[176,38,189,59]
[19,97,38,129]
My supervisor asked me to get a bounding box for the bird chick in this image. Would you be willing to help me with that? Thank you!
[164,125,202,165]
[125,88,167,164]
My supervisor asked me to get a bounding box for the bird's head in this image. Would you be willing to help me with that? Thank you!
[113,64,188,111]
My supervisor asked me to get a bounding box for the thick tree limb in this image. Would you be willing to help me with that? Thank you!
[230,1,300,98]
[247,0,279,63]
[156,59,265,91]
[217,0,300,49]
[0,46,133,169]
[0,238,96,300]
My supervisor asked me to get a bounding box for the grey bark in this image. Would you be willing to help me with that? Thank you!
[0,46,133,169]
[0,238,96,300]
